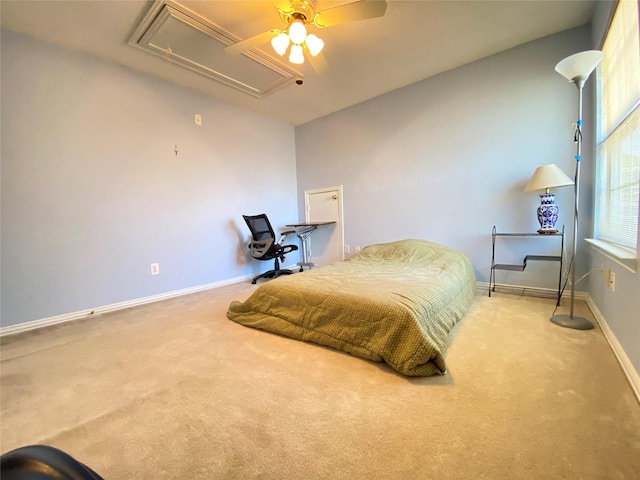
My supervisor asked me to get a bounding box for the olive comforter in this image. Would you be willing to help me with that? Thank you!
[227,238,476,376]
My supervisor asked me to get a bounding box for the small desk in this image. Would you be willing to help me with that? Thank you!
[286,222,336,270]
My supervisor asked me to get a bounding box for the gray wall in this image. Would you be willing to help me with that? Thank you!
[295,27,593,292]
[1,30,298,327]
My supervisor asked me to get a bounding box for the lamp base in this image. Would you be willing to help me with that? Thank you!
[550,314,594,330]
[536,193,560,233]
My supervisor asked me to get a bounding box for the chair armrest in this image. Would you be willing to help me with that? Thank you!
[280,244,299,255]
[278,230,296,244]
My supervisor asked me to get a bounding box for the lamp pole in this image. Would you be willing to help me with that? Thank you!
[571,85,582,319]
[569,85,583,320]
[551,83,593,329]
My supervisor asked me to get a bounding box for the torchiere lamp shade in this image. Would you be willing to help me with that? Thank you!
[555,50,604,87]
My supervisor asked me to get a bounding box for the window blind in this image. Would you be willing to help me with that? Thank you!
[600,0,640,136]
[596,0,640,251]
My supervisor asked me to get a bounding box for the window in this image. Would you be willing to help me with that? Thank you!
[595,0,640,256]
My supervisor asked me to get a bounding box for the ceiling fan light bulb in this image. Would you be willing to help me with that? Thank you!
[305,34,324,57]
[289,44,304,64]
[271,32,290,56]
[288,20,307,45]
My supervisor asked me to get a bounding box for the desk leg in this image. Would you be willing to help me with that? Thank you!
[296,227,318,270]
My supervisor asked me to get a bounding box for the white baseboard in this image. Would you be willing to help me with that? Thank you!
[0,275,253,337]
[0,281,574,336]
[586,297,640,405]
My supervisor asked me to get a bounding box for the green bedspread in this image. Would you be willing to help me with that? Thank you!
[227,238,476,376]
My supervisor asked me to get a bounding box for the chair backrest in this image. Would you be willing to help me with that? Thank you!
[243,214,275,242]
[243,214,277,259]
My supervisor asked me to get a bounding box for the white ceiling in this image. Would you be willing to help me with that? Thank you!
[1,0,596,126]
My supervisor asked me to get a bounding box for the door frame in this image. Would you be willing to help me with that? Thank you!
[304,185,345,262]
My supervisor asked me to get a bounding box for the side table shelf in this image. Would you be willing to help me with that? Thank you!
[489,226,565,305]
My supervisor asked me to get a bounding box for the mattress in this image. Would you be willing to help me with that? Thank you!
[227,238,476,376]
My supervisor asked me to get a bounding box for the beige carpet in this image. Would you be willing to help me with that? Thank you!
[1,282,639,479]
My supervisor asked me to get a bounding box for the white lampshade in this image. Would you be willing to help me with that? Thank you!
[289,44,304,64]
[524,164,574,192]
[271,32,290,56]
[555,50,604,87]
[288,20,307,45]
[305,34,324,57]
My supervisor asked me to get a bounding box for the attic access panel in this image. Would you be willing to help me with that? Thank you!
[128,0,300,98]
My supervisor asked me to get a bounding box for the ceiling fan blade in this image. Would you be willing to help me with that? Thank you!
[225,29,281,56]
[307,51,329,75]
[273,0,293,14]
[314,0,387,28]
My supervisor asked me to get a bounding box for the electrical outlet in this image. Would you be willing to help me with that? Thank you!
[195,114,202,126]
[344,245,350,254]
[150,263,159,275]
[355,245,361,253]
[609,270,616,292]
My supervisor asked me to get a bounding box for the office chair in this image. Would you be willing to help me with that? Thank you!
[242,214,299,284]
[0,445,104,480]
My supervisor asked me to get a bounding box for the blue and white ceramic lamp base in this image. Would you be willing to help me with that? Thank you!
[537,193,559,234]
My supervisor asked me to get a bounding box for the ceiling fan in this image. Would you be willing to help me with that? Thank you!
[225,0,387,74]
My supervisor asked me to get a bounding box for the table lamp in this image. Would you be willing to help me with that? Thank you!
[524,164,574,234]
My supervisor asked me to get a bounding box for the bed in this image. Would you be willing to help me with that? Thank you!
[227,238,476,376]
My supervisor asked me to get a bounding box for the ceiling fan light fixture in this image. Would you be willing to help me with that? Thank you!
[225,0,388,74]
[289,44,305,64]
[271,32,290,56]
[288,19,307,45]
[305,33,324,56]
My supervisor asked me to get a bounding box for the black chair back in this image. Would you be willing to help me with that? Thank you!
[243,214,277,259]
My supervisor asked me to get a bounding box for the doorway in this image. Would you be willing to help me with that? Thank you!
[304,186,344,266]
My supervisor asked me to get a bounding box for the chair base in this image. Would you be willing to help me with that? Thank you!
[251,268,295,284]
[1,444,104,479]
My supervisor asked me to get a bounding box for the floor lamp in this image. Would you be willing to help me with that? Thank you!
[551,50,603,330]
